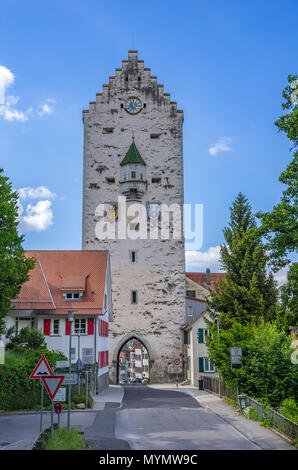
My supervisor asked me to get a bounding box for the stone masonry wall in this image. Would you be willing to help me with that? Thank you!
[82,51,186,383]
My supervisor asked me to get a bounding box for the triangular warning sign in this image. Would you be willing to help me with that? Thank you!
[30,354,53,379]
[41,376,64,401]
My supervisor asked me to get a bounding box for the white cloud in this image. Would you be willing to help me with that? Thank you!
[0,65,14,104]
[20,200,53,232]
[37,99,56,117]
[209,137,232,156]
[186,245,222,270]
[274,266,289,287]
[0,64,56,122]
[18,186,57,200]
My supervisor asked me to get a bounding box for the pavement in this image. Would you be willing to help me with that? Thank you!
[0,384,294,450]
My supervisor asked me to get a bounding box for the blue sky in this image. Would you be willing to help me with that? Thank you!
[0,0,296,281]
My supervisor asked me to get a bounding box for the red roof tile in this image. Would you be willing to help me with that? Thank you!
[186,272,226,293]
[12,250,109,315]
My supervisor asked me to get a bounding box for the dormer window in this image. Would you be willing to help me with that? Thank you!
[63,292,83,301]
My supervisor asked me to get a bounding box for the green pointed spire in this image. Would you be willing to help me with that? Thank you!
[120,139,146,166]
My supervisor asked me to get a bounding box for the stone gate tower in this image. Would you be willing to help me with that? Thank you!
[82,50,185,383]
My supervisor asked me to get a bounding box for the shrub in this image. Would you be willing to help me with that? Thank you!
[0,348,67,411]
[5,327,46,350]
[279,398,298,423]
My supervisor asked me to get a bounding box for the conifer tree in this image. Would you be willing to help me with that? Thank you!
[207,193,278,328]
[0,168,35,334]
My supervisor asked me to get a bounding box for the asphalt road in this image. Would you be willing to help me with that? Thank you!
[0,385,293,450]
[115,386,260,450]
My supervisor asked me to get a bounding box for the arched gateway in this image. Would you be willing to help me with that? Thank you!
[117,337,150,384]
[82,50,186,383]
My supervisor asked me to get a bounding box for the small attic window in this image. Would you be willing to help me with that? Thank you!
[102,128,114,134]
[63,292,83,301]
[106,177,115,183]
[152,177,161,183]
[150,133,161,139]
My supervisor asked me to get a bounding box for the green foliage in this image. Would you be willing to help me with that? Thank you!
[44,427,85,450]
[70,384,93,409]
[279,398,298,423]
[5,326,47,350]
[0,168,36,334]
[207,320,297,408]
[257,75,298,330]
[276,263,298,330]
[207,193,278,327]
[248,406,261,422]
[0,348,67,411]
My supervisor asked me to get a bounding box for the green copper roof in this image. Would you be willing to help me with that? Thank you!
[120,141,146,166]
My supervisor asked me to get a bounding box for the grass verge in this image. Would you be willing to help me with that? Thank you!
[44,426,86,450]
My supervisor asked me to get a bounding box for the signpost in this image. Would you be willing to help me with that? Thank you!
[230,347,243,367]
[54,386,66,402]
[230,347,243,402]
[61,373,77,385]
[54,402,63,430]
[29,355,53,432]
[30,354,53,379]
[54,402,63,414]
[55,360,69,369]
[174,358,180,388]
[41,375,65,400]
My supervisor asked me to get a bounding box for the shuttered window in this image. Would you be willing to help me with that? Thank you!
[198,357,204,372]
[197,328,204,343]
[88,318,94,335]
[184,331,189,344]
[44,319,51,336]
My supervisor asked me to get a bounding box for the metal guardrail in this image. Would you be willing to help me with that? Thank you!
[203,375,235,400]
[247,397,265,420]
[267,407,297,440]
[203,377,297,441]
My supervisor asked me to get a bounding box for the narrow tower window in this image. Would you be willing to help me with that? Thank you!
[131,290,138,304]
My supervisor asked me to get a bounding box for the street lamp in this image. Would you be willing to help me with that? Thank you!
[67,310,75,429]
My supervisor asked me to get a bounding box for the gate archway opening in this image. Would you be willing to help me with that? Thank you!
[117,338,150,384]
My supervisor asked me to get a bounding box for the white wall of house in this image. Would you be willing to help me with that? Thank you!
[184,312,218,386]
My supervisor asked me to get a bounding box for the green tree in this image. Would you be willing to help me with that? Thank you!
[0,168,35,334]
[207,193,278,328]
[257,75,298,329]
[207,320,297,407]
[5,326,46,350]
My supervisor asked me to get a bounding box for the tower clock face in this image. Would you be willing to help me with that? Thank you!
[124,97,142,114]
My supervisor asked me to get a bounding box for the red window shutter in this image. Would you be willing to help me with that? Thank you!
[100,319,102,336]
[44,319,51,336]
[105,350,109,366]
[106,322,109,337]
[88,318,94,335]
[98,351,101,368]
[65,319,70,335]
